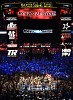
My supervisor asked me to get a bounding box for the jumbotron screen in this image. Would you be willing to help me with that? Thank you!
[0,2,72,50]
[1,2,72,43]
[17,7,60,44]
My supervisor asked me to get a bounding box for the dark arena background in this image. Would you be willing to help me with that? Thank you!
[0,1,73,100]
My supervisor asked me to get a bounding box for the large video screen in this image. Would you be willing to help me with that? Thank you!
[17,8,60,44]
[0,2,72,51]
